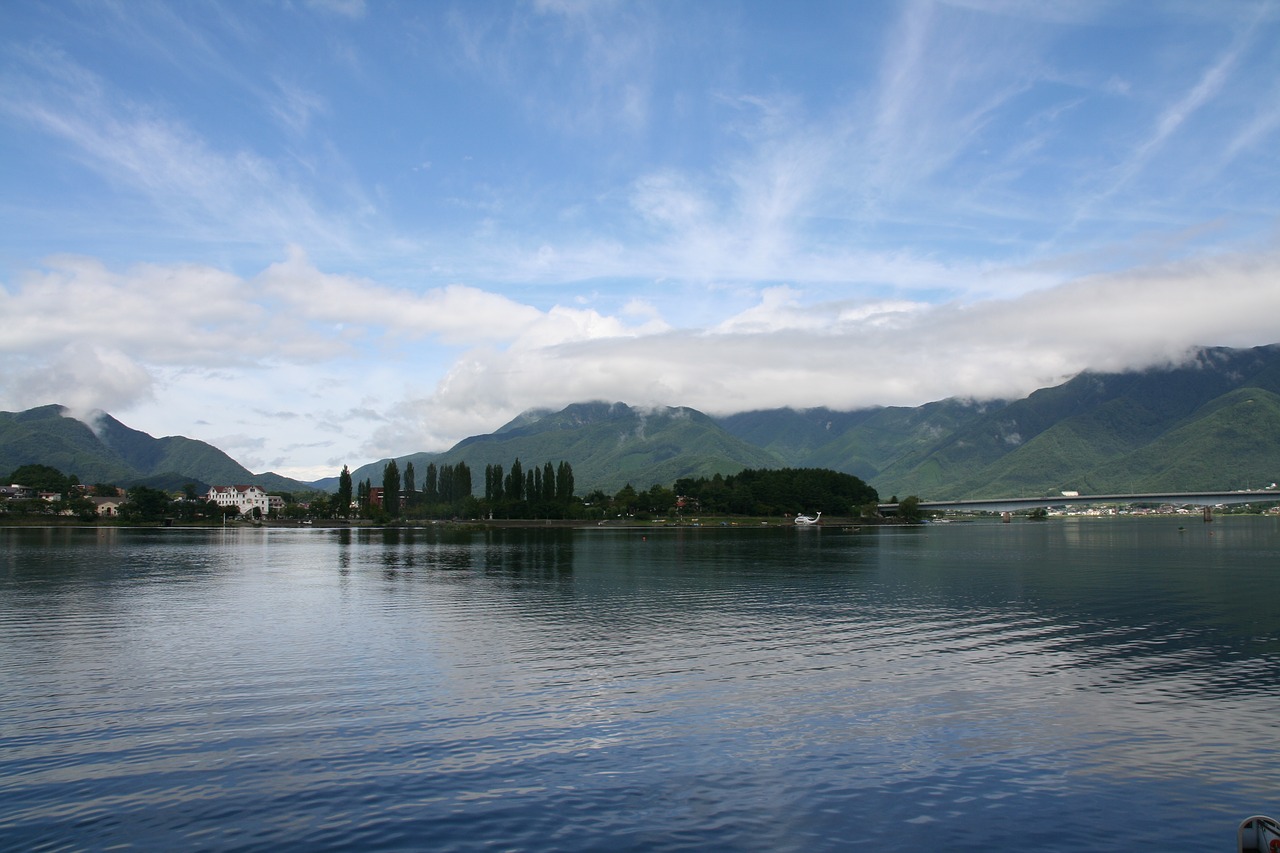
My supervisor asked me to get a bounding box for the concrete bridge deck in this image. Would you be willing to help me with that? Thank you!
[880,490,1280,514]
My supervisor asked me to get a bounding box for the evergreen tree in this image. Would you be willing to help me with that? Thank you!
[440,464,455,503]
[337,465,353,518]
[358,478,372,517]
[455,462,472,501]
[556,461,574,500]
[507,458,523,502]
[425,463,439,503]
[403,462,416,509]
[486,463,505,502]
[383,460,401,517]
[542,461,555,502]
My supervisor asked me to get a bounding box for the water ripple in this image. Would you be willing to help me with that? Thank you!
[2,522,1278,850]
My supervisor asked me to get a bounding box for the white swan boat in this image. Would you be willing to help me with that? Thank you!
[794,512,822,525]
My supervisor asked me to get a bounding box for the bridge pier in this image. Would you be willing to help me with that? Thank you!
[1204,506,1213,523]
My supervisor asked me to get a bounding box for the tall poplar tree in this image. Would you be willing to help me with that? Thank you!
[425,463,439,503]
[383,460,401,517]
[337,465,353,518]
[455,462,472,501]
[506,458,523,502]
[542,462,556,502]
[358,478,372,517]
[556,461,574,501]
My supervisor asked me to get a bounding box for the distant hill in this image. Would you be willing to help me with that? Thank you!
[0,405,315,493]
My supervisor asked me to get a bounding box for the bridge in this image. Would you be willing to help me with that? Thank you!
[879,490,1280,514]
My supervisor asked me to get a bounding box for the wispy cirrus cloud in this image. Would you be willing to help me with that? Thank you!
[444,0,661,137]
[0,45,355,255]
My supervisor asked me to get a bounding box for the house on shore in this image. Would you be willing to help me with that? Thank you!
[90,496,123,516]
[208,484,278,517]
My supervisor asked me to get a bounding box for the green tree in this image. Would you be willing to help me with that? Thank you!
[382,460,401,517]
[337,465,353,518]
[120,485,173,522]
[358,478,372,518]
[424,463,439,503]
[506,458,523,502]
[898,495,922,523]
[642,484,676,515]
[556,461,574,501]
[542,462,556,502]
[438,464,455,503]
[486,463,505,502]
[614,483,638,515]
[7,464,74,495]
[403,462,416,511]
[454,462,472,502]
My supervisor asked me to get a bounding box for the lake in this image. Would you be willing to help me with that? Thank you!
[2,518,1278,851]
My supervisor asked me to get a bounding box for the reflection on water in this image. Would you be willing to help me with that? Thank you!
[1,518,1277,851]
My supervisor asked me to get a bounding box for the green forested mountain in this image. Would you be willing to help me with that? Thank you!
[0,405,313,492]
[9,345,1279,503]
[720,344,1280,499]
[870,346,1280,498]
[714,407,879,466]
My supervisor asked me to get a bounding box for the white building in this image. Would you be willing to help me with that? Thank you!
[208,485,273,517]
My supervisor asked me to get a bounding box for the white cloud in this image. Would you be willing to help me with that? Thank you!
[3,245,1277,476]
[398,249,1280,443]
[7,343,154,420]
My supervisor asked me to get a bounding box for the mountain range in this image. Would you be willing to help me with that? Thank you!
[6,344,1279,501]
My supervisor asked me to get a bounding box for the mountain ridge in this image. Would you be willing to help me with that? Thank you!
[0,405,316,494]
[6,344,1279,501]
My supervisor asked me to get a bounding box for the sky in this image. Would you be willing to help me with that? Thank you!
[2,0,1279,481]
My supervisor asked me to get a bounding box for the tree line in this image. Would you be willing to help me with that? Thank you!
[327,458,580,521]
[671,468,879,517]
[4,460,884,525]
[324,461,879,522]
[0,464,264,522]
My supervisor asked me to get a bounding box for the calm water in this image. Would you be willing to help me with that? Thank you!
[1,518,1278,851]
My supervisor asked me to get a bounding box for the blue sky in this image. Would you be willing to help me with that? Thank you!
[2,0,1279,480]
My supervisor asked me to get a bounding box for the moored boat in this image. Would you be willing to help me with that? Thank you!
[1239,815,1280,853]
